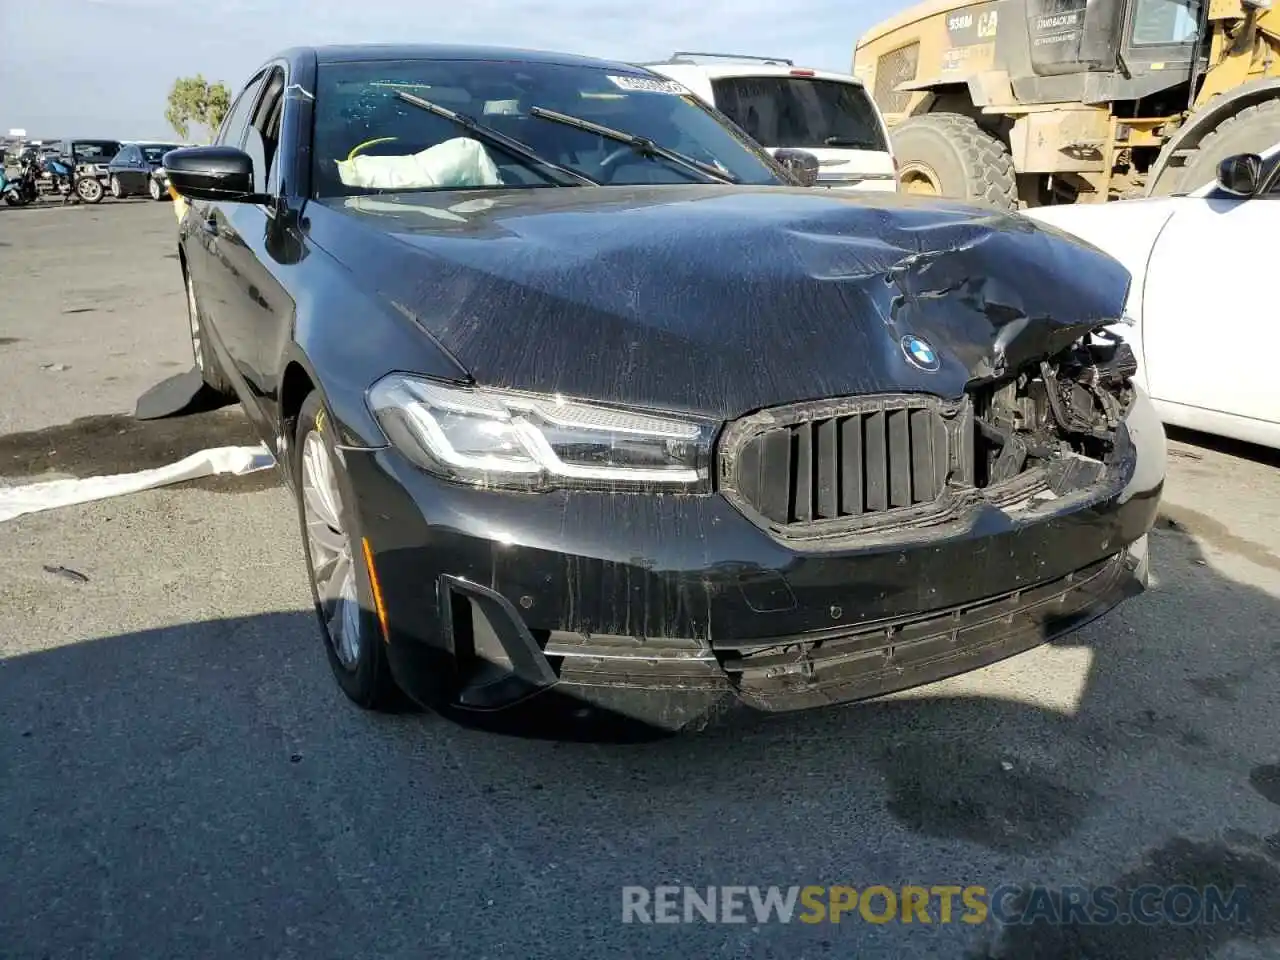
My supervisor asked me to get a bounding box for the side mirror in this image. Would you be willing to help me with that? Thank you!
[163,146,259,202]
[774,148,820,187]
[1216,153,1263,197]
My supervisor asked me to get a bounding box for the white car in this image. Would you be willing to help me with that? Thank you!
[1026,142,1280,452]
[642,52,898,194]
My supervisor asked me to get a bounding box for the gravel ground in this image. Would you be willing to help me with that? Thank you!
[1,198,1279,960]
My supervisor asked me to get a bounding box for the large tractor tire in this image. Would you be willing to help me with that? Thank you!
[1149,97,1280,196]
[891,113,1018,211]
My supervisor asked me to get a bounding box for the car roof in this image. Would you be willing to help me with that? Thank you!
[308,43,649,74]
[645,60,870,88]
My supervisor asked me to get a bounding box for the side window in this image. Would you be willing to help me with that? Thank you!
[1129,0,1203,46]
[216,72,266,148]
[243,67,286,195]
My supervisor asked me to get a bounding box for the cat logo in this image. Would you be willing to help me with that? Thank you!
[978,10,999,38]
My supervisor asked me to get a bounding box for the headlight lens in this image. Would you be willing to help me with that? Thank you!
[367,374,717,492]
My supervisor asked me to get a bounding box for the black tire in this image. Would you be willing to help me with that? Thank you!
[109,175,124,199]
[1150,98,1280,196]
[292,389,401,710]
[891,112,1018,211]
[149,176,165,201]
[183,268,236,397]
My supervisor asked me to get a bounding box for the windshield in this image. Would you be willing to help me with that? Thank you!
[709,76,889,151]
[72,141,121,161]
[311,58,786,197]
[140,144,181,163]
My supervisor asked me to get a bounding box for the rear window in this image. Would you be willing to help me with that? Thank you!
[710,76,888,151]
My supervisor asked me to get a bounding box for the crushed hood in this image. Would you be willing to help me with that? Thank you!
[314,185,1132,421]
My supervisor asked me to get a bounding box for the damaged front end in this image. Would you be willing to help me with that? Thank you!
[970,327,1139,505]
[717,325,1144,546]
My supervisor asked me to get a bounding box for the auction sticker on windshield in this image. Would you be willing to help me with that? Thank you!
[607,75,688,94]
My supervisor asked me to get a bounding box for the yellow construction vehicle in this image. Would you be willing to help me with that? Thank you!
[853,0,1280,206]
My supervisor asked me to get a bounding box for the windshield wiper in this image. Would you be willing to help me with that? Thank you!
[527,106,738,184]
[393,90,600,186]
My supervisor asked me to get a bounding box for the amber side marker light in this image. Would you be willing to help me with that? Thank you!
[361,537,391,643]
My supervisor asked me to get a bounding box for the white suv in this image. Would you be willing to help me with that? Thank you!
[643,52,898,194]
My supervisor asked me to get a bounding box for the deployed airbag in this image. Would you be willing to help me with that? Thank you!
[335,137,502,190]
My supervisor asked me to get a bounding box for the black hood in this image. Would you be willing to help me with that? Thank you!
[313,185,1130,421]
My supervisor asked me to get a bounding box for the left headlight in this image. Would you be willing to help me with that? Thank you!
[367,374,718,492]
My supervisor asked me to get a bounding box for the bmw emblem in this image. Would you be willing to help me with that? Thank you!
[901,334,940,372]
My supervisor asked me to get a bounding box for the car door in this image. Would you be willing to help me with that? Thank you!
[128,146,155,191]
[186,69,267,381]
[118,146,145,192]
[213,64,295,437]
[1141,154,1280,431]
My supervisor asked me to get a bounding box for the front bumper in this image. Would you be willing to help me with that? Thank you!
[347,390,1165,731]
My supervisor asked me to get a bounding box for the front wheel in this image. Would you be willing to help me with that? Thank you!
[148,176,165,201]
[77,177,104,203]
[183,270,235,397]
[293,390,401,709]
[109,175,123,199]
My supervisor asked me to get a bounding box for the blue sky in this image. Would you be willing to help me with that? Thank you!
[0,0,903,140]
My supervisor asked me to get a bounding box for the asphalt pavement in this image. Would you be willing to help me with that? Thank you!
[2,197,1280,960]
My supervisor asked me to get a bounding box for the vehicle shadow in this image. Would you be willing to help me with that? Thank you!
[1,526,1278,958]
[1166,425,1280,469]
[0,197,157,214]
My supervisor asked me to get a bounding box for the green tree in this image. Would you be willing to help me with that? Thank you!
[165,75,232,142]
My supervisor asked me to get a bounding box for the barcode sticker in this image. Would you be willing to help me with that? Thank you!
[606,75,688,95]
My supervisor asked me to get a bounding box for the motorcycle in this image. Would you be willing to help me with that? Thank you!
[1,152,41,206]
[42,156,78,203]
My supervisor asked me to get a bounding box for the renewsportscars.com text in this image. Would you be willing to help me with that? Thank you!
[621,884,1251,926]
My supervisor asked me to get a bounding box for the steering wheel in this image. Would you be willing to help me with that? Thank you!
[346,137,400,160]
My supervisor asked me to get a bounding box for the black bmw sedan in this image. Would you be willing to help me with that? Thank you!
[107,141,184,200]
[165,44,1165,733]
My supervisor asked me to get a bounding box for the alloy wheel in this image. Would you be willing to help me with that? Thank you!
[109,175,122,199]
[77,177,103,203]
[300,431,362,669]
[149,177,163,200]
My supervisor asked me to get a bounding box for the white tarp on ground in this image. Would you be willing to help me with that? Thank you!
[0,445,275,523]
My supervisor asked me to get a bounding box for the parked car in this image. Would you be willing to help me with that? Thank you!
[51,138,122,203]
[108,141,185,200]
[164,43,1163,733]
[1026,137,1280,452]
[643,52,898,194]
